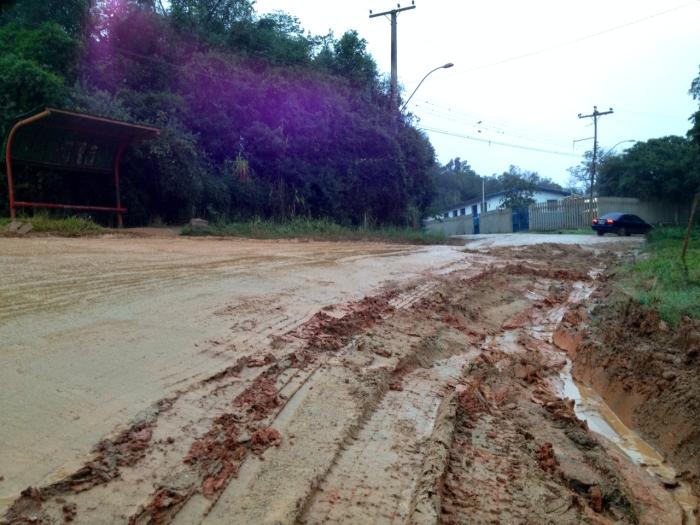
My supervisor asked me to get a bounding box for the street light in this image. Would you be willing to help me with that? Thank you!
[400,62,454,112]
[608,139,637,153]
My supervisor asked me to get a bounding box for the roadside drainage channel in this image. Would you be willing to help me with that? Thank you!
[543,276,698,524]
[557,360,698,524]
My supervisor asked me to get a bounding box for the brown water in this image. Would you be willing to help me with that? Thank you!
[558,361,698,524]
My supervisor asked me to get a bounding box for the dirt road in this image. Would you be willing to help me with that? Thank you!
[1,233,695,524]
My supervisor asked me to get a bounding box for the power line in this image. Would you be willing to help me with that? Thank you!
[411,100,576,147]
[420,126,581,158]
[415,100,561,139]
[413,105,572,149]
[615,108,684,121]
[439,2,698,78]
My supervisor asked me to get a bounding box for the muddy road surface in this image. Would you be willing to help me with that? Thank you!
[2,234,696,524]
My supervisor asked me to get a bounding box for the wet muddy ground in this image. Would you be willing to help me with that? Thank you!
[0,234,695,524]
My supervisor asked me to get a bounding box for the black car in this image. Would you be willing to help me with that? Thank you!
[591,212,652,236]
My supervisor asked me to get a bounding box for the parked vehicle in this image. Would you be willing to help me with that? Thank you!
[591,212,652,236]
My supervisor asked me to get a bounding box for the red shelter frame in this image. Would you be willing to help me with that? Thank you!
[4,108,160,227]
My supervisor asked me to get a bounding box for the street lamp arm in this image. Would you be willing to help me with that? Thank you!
[400,62,453,112]
[608,139,637,152]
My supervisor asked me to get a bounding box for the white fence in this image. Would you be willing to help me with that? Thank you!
[529,197,690,232]
[426,196,690,235]
[529,198,591,231]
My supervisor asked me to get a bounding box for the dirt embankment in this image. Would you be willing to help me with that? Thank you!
[567,291,700,495]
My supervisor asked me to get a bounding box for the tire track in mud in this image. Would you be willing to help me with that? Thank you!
[0,256,570,523]
[1,262,492,525]
[5,244,691,525]
[0,256,323,322]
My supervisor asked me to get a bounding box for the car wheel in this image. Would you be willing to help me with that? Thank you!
[596,231,604,236]
[617,227,628,237]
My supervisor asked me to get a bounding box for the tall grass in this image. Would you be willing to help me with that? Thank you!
[1,214,104,236]
[623,227,700,323]
[181,218,451,245]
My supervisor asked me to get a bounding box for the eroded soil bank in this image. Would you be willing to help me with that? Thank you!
[565,288,700,497]
[1,237,696,524]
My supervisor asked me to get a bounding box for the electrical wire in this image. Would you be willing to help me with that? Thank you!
[414,108,571,149]
[420,126,582,158]
[411,102,575,149]
[413,100,570,142]
[433,2,699,79]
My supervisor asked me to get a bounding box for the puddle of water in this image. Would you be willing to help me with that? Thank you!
[557,361,698,524]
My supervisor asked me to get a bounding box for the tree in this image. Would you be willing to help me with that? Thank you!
[227,12,313,65]
[428,158,491,214]
[567,148,614,196]
[597,136,699,201]
[1,0,436,227]
[0,0,90,37]
[328,31,378,89]
[169,0,254,38]
[689,65,700,148]
[0,22,79,136]
[497,166,537,209]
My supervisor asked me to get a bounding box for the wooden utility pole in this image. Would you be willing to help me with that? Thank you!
[578,106,614,218]
[370,1,416,109]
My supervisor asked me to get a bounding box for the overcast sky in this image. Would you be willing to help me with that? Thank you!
[254,0,700,186]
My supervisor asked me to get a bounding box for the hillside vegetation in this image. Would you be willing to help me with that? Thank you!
[0,0,433,227]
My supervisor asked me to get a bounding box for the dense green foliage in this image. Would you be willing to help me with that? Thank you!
[597,136,700,201]
[0,0,89,37]
[181,217,450,244]
[0,0,435,227]
[622,227,700,324]
[0,21,79,133]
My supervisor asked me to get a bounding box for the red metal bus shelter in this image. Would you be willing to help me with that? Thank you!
[4,107,160,227]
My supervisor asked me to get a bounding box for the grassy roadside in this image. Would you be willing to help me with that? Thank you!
[0,215,105,236]
[181,218,452,245]
[620,227,700,324]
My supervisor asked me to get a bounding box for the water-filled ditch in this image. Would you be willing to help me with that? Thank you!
[557,361,698,524]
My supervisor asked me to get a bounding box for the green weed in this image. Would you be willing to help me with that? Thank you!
[181,218,451,245]
[1,214,104,236]
[621,227,700,323]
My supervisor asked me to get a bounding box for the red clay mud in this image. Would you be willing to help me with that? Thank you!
[1,239,695,525]
[572,294,700,495]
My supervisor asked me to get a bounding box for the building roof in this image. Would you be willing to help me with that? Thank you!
[441,187,571,212]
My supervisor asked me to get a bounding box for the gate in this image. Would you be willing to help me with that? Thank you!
[512,207,529,232]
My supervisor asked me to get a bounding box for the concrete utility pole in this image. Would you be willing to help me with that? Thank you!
[577,106,613,217]
[370,1,416,109]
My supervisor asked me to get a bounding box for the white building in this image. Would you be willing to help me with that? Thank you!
[426,187,571,222]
